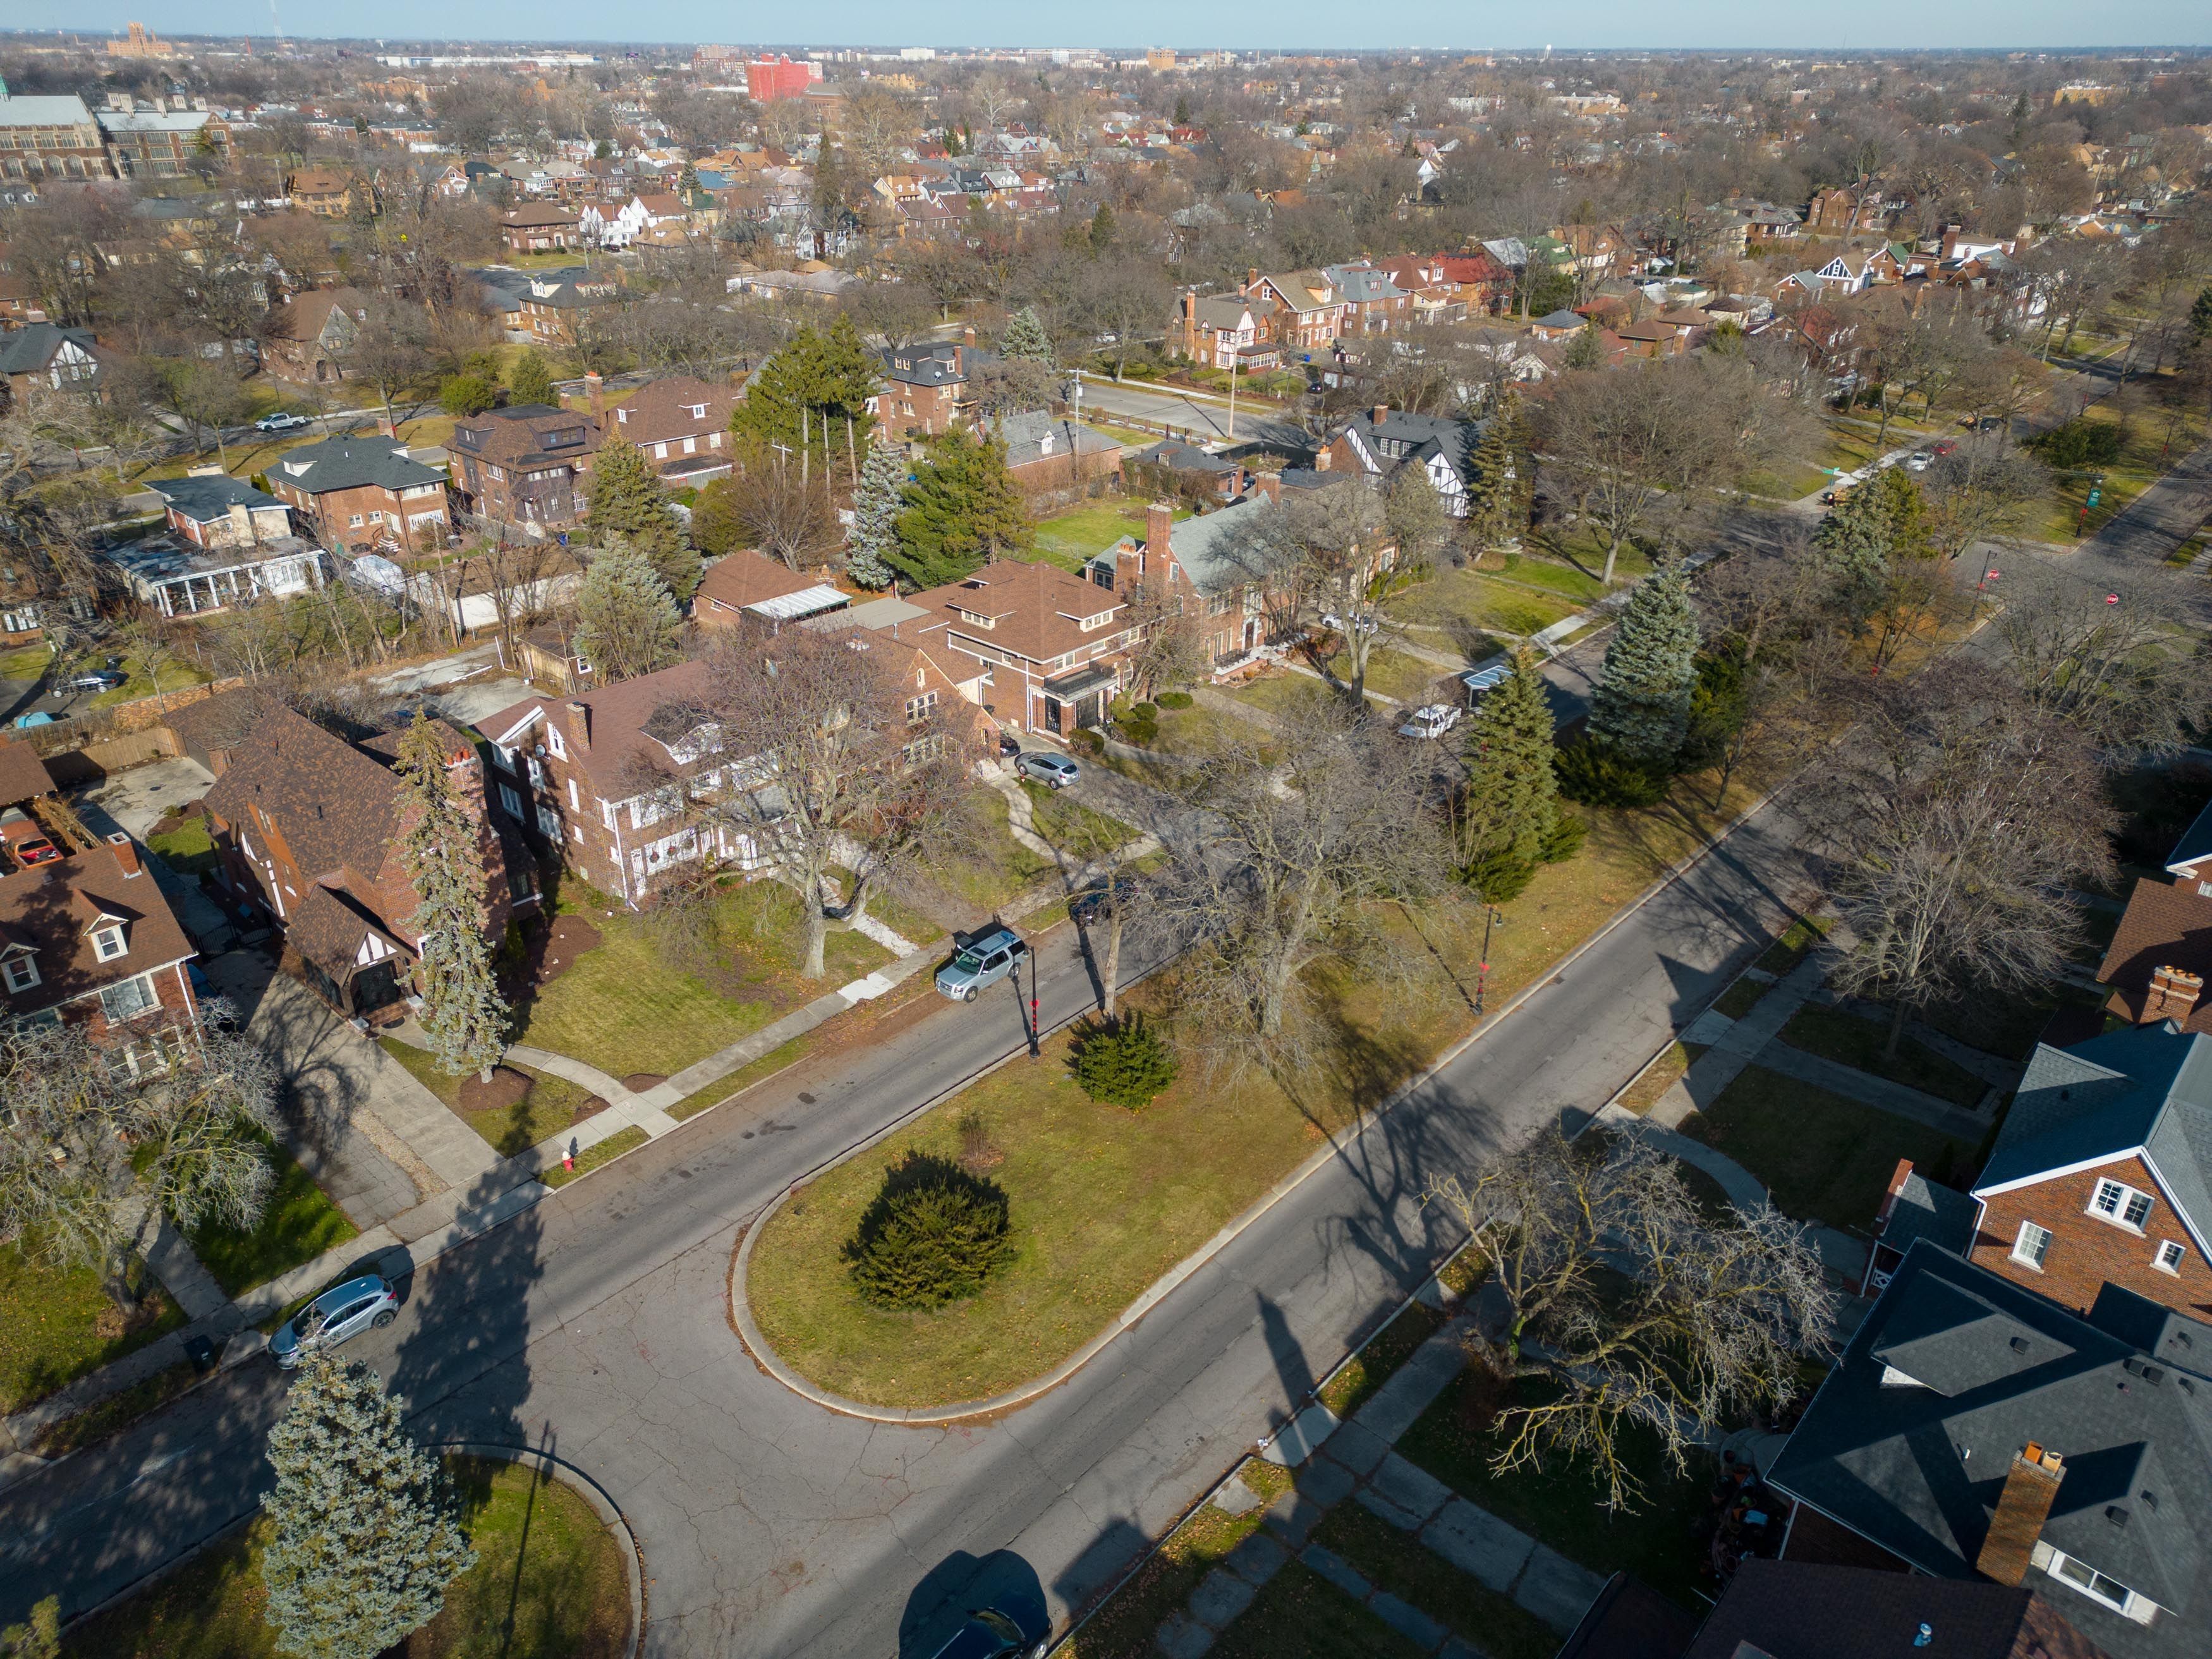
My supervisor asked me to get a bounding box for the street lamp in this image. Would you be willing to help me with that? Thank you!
[1474,905,1504,1017]
[1025,939,1040,1059]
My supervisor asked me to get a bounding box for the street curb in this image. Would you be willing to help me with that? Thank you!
[730,777,1794,1425]
[438,1442,645,1659]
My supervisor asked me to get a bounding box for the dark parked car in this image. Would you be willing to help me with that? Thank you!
[927,1607,1049,1659]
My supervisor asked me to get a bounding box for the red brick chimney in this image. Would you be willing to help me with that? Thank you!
[1146,500,1174,556]
[1251,471,1281,502]
[564,700,591,753]
[1244,266,1258,295]
[106,831,142,878]
[585,370,604,420]
[1373,403,1390,427]
[2144,965,2203,1026]
[1976,1445,2065,1586]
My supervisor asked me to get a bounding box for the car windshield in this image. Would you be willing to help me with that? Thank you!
[952,949,986,972]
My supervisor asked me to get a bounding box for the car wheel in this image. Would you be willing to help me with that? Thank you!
[372,1309,396,1328]
[962,986,978,1003]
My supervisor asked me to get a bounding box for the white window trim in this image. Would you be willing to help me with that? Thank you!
[1,955,39,993]
[92,925,126,962]
[2012,1219,2053,1271]
[2048,1550,2141,1617]
[2155,1239,2188,1275]
[2090,1177,2154,1234]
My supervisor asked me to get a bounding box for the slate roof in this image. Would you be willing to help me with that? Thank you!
[1133,439,1239,475]
[994,412,1120,472]
[202,707,409,888]
[1975,1024,2212,1249]
[1881,1167,1981,1258]
[0,322,98,377]
[1323,263,1407,304]
[1766,1243,2212,1659]
[0,844,195,1019]
[272,436,445,496]
[1158,495,1270,597]
[151,474,283,524]
[1680,1560,2103,1659]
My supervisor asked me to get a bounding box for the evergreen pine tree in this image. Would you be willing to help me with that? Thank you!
[890,428,1035,588]
[1088,202,1117,254]
[846,437,907,590]
[504,353,556,406]
[574,540,683,683]
[586,437,700,599]
[2191,286,2212,344]
[1564,320,1603,369]
[1464,394,1530,549]
[728,315,878,471]
[394,715,508,1081]
[1174,94,1192,126]
[1587,568,1700,767]
[1457,647,1560,894]
[1814,467,1929,624]
[1000,306,1054,364]
[262,1354,475,1659]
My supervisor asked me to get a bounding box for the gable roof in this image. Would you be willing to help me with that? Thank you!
[1766,1243,2212,1659]
[0,844,195,1018]
[908,559,1131,667]
[1681,1560,2103,1659]
[151,473,284,524]
[286,884,406,983]
[0,323,99,377]
[449,406,602,471]
[695,549,848,620]
[2098,877,2212,1036]
[0,739,57,807]
[607,375,738,446]
[1976,1025,2212,1250]
[202,707,409,889]
[994,412,1119,471]
[482,657,714,803]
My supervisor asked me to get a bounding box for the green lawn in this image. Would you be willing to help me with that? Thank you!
[1210,1560,1428,1659]
[1024,778,1138,858]
[186,1131,358,1296]
[1486,552,1607,604]
[1324,647,1447,705]
[1778,1006,1988,1109]
[1226,671,1376,722]
[747,1014,1335,1409]
[1680,1064,1973,1231]
[2031,397,2201,544]
[64,1455,630,1659]
[1755,913,1832,975]
[0,1244,185,1415]
[1064,1461,1291,1659]
[511,880,890,1079]
[147,815,218,878]
[87,652,216,711]
[1385,568,1581,643]
[1311,1502,1562,1659]
[380,1040,603,1157]
[923,787,1062,915]
[1615,1040,1706,1116]
[0,642,54,681]
[1396,1372,1711,1606]
[1029,499,1186,574]
[1714,978,1767,1020]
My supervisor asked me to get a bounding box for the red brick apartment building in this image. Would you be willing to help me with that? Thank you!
[447,405,603,535]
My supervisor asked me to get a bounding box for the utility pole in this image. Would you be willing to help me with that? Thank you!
[1226,353,1237,441]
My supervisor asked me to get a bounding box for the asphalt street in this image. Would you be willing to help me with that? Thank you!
[0,764,1820,1655]
[1072,374,1310,451]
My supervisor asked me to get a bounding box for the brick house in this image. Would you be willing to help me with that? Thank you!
[1085,500,1272,669]
[1323,263,1413,335]
[447,405,602,535]
[285,166,357,217]
[261,286,367,384]
[500,204,583,253]
[1170,293,1280,370]
[870,339,981,439]
[0,833,202,1074]
[996,412,1122,499]
[200,706,534,1019]
[147,471,294,550]
[1241,268,1347,349]
[516,272,619,347]
[265,434,451,552]
[1766,1243,2212,1659]
[0,322,106,403]
[1966,1023,2212,1320]
[907,559,1145,737]
[2096,803,2212,1036]
[593,372,738,487]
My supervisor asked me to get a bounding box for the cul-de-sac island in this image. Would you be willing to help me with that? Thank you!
[1,13,2211,1659]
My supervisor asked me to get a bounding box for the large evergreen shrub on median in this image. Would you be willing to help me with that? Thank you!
[843,1153,1017,1310]
[1069,1013,1180,1109]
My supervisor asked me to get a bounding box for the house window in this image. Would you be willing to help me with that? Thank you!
[2091,1179,2154,1232]
[92,925,126,962]
[2156,1240,2188,1275]
[547,726,567,759]
[499,783,525,818]
[2012,1220,2052,1270]
[1,956,38,993]
[349,514,364,527]
[905,691,939,724]
[99,974,158,1024]
[2048,1552,2138,1615]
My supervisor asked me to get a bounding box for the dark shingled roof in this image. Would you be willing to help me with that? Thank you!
[284,884,405,982]
[1881,1167,1980,1258]
[0,844,195,1018]
[0,739,56,808]
[202,707,408,887]
[1766,1243,2212,1659]
[271,435,445,496]
[150,473,283,523]
[1682,1560,2105,1659]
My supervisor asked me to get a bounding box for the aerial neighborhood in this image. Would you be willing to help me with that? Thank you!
[3,20,2212,1659]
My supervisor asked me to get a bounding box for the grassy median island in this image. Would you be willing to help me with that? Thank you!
[748,761,1773,1411]
[64,1455,629,1659]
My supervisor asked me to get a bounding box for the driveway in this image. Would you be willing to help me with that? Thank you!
[72,757,217,839]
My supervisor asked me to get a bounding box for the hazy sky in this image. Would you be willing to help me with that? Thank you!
[9,2,2209,51]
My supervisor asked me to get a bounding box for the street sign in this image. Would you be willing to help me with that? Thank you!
[2106,593,2120,605]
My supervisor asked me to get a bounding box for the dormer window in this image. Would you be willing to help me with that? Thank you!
[616,408,628,422]
[688,404,707,419]
[93,925,126,962]
[1,955,37,994]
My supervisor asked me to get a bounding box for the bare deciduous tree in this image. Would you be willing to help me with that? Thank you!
[1221,480,1401,704]
[1988,561,2210,752]
[0,1014,279,1310]
[1429,1130,1834,1512]
[1813,669,2117,1054]
[1143,709,1441,1070]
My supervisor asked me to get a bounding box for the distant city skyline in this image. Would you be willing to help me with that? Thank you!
[4,3,2209,53]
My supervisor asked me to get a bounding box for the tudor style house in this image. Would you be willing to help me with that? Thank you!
[0,832,202,1074]
[264,434,451,551]
[1766,1243,2212,1659]
[1171,292,1280,370]
[1966,1023,2212,1321]
[1241,268,1348,349]
[0,322,105,402]
[199,703,533,1019]
[263,287,368,385]
[447,404,603,535]
[1318,405,1483,517]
